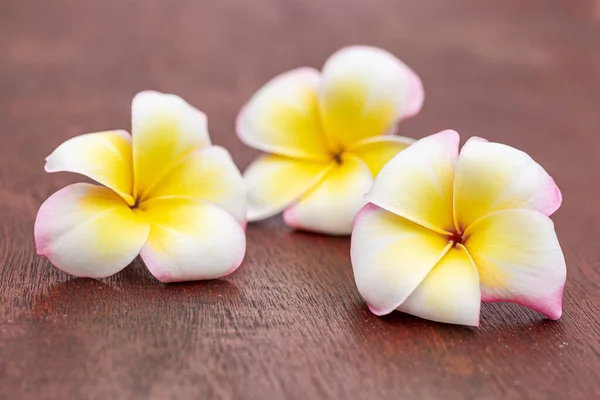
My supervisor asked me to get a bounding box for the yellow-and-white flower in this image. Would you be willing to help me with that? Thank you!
[237,46,424,235]
[34,91,246,282]
[351,130,566,326]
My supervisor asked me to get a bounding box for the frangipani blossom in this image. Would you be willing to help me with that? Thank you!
[351,130,566,326]
[237,46,424,235]
[34,91,246,282]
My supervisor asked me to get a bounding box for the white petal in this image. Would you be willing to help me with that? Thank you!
[454,137,562,230]
[131,91,210,201]
[319,46,424,150]
[283,155,372,235]
[366,130,459,234]
[236,68,332,160]
[243,154,333,221]
[464,209,566,320]
[44,130,135,205]
[34,183,149,278]
[140,198,246,282]
[398,246,481,326]
[140,146,246,224]
[351,203,450,315]
[348,135,415,177]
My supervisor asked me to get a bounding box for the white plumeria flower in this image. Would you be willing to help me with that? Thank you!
[35,91,246,282]
[351,130,566,326]
[237,46,424,235]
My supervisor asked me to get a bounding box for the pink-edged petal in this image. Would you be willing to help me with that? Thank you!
[351,203,450,315]
[236,68,332,161]
[132,91,211,200]
[319,46,424,150]
[243,154,334,221]
[464,209,566,320]
[403,67,425,120]
[454,137,562,231]
[44,130,135,205]
[140,198,246,282]
[365,130,459,234]
[34,183,150,278]
[140,145,245,224]
[283,155,372,235]
[398,246,481,326]
[348,135,415,177]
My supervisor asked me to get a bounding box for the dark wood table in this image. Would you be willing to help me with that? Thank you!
[1,1,599,398]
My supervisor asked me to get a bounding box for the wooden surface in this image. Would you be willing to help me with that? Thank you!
[1,1,600,399]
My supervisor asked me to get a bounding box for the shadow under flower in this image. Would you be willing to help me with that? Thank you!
[31,262,241,323]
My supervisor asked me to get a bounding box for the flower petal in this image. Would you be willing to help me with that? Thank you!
[283,155,372,235]
[34,183,150,278]
[140,198,246,282]
[348,135,415,176]
[351,203,451,315]
[140,146,245,224]
[365,130,459,234]
[463,209,566,320]
[398,246,481,326]
[244,154,334,221]
[44,130,135,205]
[132,91,211,201]
[403,67,425,120]
[454,137,562,230]
[319,46,423,150]
[236,68,332,161]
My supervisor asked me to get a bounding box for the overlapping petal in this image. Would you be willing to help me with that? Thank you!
[351,203,450,315]
[454,137,562,230]
[244,154,334,221]
[398,246,481,326]
[464,209,566,319]
[140,197,246,282]
[236,68,332,160]
[44,130,135,205]
[140,146,245,224]
[132,91,211,201]
[34,183,149,278]
[319,46,424,150]
[348,135,415,176]
[283,155,372,235]
[366,130,459,234]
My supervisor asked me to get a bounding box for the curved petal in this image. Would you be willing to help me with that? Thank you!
[132,91,211,201]
[463,209,566,320]
[44,130,135,205]
[454,137,562,231]
[397,246,481,326]
[351,203,450,315]
[403,68,425,120]
[140,146,245,224]
[365,130,459,234]
[140,198,246,282]
[236,68,332,161]
[348,135,415,176]
[319,46,424,150]
[34,183,149,278]
[283,155,372,235]
[243,154,334,221]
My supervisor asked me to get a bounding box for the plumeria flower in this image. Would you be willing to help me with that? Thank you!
[34,91,247,282]
[237,46,424,235]
[351,130,566,326]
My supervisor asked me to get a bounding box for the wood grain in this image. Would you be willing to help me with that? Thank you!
[1,0,599,399]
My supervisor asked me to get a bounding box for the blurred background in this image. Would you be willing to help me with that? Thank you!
[3,0,599,171]
[3,0,599,234]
